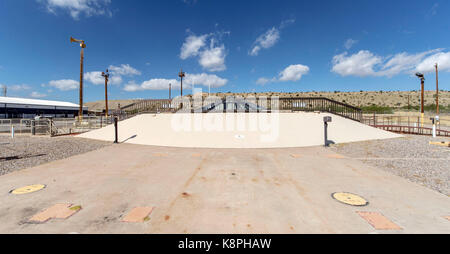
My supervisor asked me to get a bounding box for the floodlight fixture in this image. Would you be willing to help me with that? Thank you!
[102,69,110,117]
[70,36,86,121]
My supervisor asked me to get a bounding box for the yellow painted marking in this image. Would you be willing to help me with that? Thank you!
[10,184,46,195]
[429,141,450,147]
[332,192,368,206]
[326,154,346,159]
[153,153,168,157]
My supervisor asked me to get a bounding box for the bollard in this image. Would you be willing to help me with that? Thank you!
[430,116,439,138]
[11,125,14,139]
[323,116,332,147]
[31,120,36,135]
[114,117,118,144]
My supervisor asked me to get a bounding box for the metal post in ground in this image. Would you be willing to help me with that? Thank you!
[114,117,118,144]
[323,116,332,147]
[435,63,439,115]
[31,120,36,135]
[430,117,436,138]
[415,72,425,127]
[70,37,86,122]
[50,119,53,137]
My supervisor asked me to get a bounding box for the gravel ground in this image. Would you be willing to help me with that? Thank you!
[330,135,450,195]
[0,135,111,176]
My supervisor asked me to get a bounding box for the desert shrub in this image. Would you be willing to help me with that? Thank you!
[361,105,394,114]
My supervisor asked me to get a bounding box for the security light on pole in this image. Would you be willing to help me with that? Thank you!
[102,69,110,118]
[70,36,86,122]
[169,83,172,100]
[435,63,439,115]
[415,72,425,127]
[178,69,185,97]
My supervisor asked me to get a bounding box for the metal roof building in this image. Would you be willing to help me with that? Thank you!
[0,96,87,119]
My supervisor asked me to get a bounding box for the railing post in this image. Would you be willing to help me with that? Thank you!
[114,117,118,144]
[31,120,36,135]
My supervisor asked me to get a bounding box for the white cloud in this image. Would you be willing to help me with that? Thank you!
[256,64,309,84]
[416,52,450,73]
[30,91,47,98]
[84,71,123,85]
[256,77,272,85]
[332,49,448,77]
[250,27,280,56]
[48,79,79,91]
[180,34,208,59]
[199,43,226,72]
[180,33,227,72]
[278,64,310,82]
[84,71,104,85]
[84,64,139,86]
[39,0,112,20]
[344,39,358,50]
[124,79,178,92]
[280,18,296,29]
[185,73,228,88]
[380,50,438,77]
[332,50,381,77]
[427,3,439,17]
[9,84,31,91]
[108,64,141,76]
[123,73,228,92]
[182,0,198,4]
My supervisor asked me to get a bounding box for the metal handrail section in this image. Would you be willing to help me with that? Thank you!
[120,99,173,114]
[372,124,450,137]
[120,97,363,122]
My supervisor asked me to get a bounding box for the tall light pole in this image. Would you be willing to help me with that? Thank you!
[169,83,172,100]
[435,63,439,115]
[415,72,425,127]
[178,69,185,97]
[70,37,86,121]
[102,69,110,118]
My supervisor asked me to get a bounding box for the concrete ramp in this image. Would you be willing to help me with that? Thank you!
[79,112,401,148]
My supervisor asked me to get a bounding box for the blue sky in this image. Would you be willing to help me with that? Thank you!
[0,0,449,104]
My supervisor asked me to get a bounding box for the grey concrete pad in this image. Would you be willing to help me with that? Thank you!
[0,143,449,234]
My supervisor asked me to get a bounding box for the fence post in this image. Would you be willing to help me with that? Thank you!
[31,120,36,135]
[114,117,118,144]
[50,119,53,137]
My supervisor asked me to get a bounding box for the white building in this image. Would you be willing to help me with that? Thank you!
[0,96,87,119]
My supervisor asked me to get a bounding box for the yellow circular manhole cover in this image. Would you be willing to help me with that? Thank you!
[332,192,368,206]
[10,184,46,195]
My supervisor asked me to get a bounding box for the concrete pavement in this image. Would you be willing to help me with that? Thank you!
[0,143,449,233]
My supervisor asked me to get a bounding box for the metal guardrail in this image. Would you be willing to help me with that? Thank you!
[372,125,450,137]
[121,97,363,122]
[0,119,50,135]
[362,114,450,137]
[120,99,173,115]
[0,116,116,136]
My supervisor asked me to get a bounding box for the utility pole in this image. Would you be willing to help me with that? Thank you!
[178,69,185,97]
[1,85,6,97]
[169,83,172,100]
[415,72,425,127]
[435,63,439,115]
[102,69,110,118]
[70,37,86,122]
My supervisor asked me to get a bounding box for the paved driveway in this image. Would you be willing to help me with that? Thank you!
[0,143,448,233]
